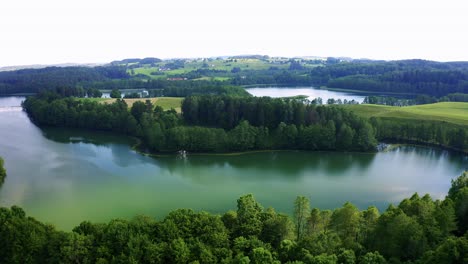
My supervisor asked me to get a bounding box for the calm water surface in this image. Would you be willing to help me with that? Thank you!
[246,87,367,103]
[0,96,466,230]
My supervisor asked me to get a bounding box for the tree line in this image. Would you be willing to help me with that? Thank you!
[3,58,468,98]
[0,171,467,263]
[0,66,128,95]
[23,92,468,153]
[362,93,468,107]
[23,94,378,153]
[87,79,250,97]
[317,60,468,97]
[0,65,248,97]
[370,118,467,153]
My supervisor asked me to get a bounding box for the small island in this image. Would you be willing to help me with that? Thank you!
[0,157,5,185]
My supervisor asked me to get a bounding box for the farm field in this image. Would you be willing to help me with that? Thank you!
[128,58,295,79]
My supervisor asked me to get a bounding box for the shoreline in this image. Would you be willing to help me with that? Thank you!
[131,140,467,158]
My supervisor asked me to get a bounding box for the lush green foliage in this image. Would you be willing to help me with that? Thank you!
[110,89,121,98]
[3,58,468,99]
[179,95,377,152]
[317,60,468,96]
[0,157,6,186]
[0,66,128,95]
[23,94,378,153]
[0,172,467,263]
[363,93,468,107]
[441,93,468,102]
[23,92,468,153]
[86,88,102,98]
[341,103,468,152]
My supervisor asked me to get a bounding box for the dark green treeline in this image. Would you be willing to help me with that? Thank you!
[23,93,377,153]
[370,118,467,152]
[1,172,467,264]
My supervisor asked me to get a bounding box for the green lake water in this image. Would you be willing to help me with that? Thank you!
[0,96,466,230]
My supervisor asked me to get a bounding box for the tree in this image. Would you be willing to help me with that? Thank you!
[228,121,258,151]
[251,247,274,264]
[0,157,6,185]
[110,89,121,98]
[372,206,426,261]
[354,122,377,151]
[359,251,386,264]
[337,249,356,264]
[447,171,468,234]
[294,196,310,240]
[236,194,263,237]
[330,202,361,249]
[360,206,380,246]
[131,101,147,122]
[168,238,190,263]
[419,236,468,264]
[87,88,102,98]
[336,124,355,150]
[60,232,92,264]
[260,209,293,248]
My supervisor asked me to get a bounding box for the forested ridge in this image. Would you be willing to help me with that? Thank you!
[0,66,128,95]
[0,171,467,264]
[2,58,468,97]
[315,60,468,97]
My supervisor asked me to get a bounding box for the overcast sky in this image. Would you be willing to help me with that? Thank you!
[1,0,467,66]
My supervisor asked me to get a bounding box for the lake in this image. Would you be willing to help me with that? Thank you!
[0,96,466,230]
[246,87,367,103]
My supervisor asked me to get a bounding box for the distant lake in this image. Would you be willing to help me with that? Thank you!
[246,87,368,103]
[0,96,466,230]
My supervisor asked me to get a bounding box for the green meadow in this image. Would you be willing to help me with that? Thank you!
[80,97,184,112]
[342,102,468,127]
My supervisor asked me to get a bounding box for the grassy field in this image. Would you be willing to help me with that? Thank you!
[128,58,291,79]
[81,97,183,113]
[342,102,468,127]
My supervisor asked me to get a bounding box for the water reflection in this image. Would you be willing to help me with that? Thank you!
[157,151,377,180]
[246,87,366,103]
[0,96,466,230]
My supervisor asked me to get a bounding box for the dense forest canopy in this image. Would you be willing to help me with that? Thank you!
[1,58,468,97]
[23,93,379,153]
[22,92,467,153]
[0,172,467,263]
[309,60,468,96]
[0,66,129,95]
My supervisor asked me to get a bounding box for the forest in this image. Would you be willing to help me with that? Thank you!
[22,93,379,153]
[22,92,467,153]
[2,58,468,97]
[0,171,467,264]
[370,118,467,153]
[0,66,128,95]
[310,60,468,96]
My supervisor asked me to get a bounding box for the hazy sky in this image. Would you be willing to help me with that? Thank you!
[1,0,467,66]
